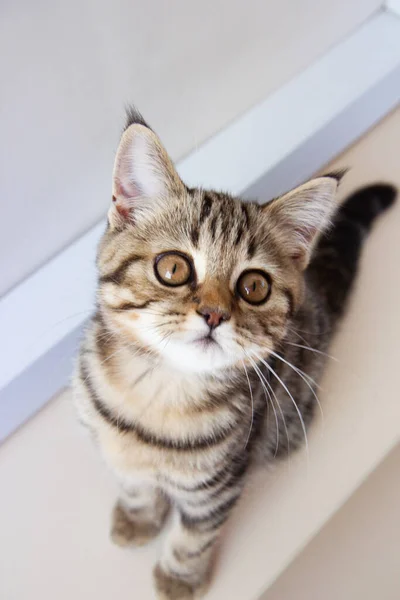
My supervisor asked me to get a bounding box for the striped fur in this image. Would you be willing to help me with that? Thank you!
[73,109,396,599]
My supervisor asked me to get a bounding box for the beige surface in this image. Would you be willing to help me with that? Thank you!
[1,106,400,600]
[0,0,380,294]
[256,104,400,600]
[260,444,400,600]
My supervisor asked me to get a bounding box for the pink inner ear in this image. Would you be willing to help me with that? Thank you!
[290,225,317,261]
[114,178,140,200]
[113,178,143,220]
[112,181,138,220]
[115,202,130,219]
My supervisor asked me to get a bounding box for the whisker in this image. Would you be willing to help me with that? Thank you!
[241,360,254,450]
[93,328,117,344]
[132,320,177,333]
[247,355,280,457]
[276,352,320,388]
[286,340,338,362]
[288,324,331,337]
[93,322,172,349]
[268,349,324,423]
[159,330,173,351]
[256,342,319,389]
[255,360,291,454]
[250,349,309,462]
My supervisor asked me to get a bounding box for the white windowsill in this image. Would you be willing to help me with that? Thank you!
[1,10,400,443]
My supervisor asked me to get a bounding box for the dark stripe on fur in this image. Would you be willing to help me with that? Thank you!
[241,204,250,229]
[209,216,218,240]
[209,456,248,497]
[80,361,237,451]
[165,464,230,493]
[94,318,113,362]
[190,226,200,247]
[180,493,240,529]
[100,254,144,284]
[283,288,295,317]
[220,200,231,234]
[110,301,152,311]
[80,361,133,433]
[201,509,232,532]
[247,235,257,259]
[235,225,244,246]
[199,193,213,224]
[175,538,216,561]
[188,459,248,507]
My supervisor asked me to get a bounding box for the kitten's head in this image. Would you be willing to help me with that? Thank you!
[97,110,339,374]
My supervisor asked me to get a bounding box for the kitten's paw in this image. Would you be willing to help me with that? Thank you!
[154,564,208,600]
[110,502,164,547]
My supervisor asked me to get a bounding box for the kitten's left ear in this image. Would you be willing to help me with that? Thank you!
[109,117,185,228]
[263,176,340,269]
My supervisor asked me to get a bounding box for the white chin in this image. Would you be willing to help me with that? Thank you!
[160,339,236,373]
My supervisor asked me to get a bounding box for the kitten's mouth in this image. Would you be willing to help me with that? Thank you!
[193,333,220,350]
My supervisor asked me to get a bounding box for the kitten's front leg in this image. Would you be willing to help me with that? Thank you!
[154,486,242,599]
[111,482,169,547]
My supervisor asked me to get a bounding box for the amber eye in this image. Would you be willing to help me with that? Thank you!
[237,270,271,305]
[154,252,193,287]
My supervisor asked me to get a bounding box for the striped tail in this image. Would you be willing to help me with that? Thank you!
[309,183,397,321]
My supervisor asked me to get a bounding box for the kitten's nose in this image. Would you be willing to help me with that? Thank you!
[197,307,230,329]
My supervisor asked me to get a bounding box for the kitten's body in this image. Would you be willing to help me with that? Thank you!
[74,110,396,599]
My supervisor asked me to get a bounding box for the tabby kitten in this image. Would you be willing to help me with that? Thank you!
[74,109,396,599]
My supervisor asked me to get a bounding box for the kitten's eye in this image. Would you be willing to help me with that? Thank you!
[237,270,271,305]
[154,252,192,287]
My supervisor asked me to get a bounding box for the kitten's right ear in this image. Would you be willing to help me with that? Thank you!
[109,120,185,229]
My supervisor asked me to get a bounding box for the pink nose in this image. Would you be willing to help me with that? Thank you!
[197,307,230,329]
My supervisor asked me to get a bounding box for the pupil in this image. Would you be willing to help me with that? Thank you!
[172,263,177,275]
[252,281,257,292]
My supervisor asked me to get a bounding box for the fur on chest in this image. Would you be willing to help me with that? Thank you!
[75,351,248,480]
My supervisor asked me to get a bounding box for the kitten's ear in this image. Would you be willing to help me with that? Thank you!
[263,176,339,269]
[109,120,185,228]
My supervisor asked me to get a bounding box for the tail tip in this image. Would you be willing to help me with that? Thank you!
[341,182,397,230]
[369,183,397,212]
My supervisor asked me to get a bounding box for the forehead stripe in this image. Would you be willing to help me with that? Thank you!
[235,225,244,246]
[241,203,250,229]
[209,215,218,241]
[199,192,213,224]
[190,226,200,247]
[100,254,144,284]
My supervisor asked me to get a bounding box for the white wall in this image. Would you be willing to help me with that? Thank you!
[0,0,380,295]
